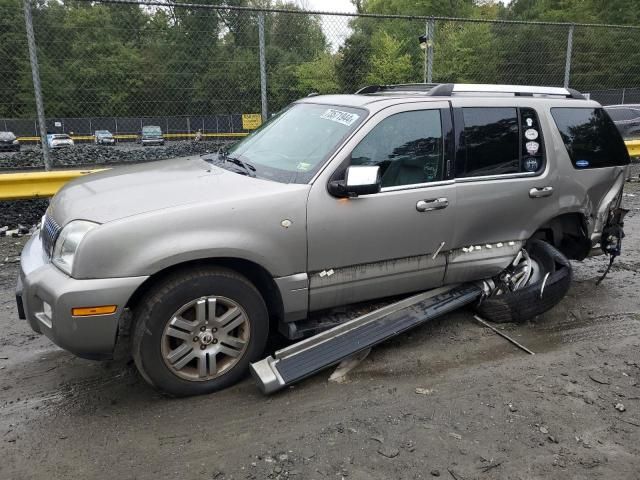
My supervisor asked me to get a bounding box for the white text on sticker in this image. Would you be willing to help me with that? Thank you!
[320,109,359,126]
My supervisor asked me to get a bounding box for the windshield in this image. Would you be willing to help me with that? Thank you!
[96,130,111,136]
[143,126,161,135]
[53,134,70,139]
[226,103,366,184]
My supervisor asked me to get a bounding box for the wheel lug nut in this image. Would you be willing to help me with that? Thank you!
[200,326,206,332]
[193,337,199,342]
[200,344,207,350]
[212,339,218,344]
[212,328,217,332]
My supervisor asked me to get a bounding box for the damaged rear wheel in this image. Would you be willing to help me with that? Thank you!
[475,240,572,323]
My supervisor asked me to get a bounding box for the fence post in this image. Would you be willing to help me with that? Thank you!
[427,17,435,84]
[621,88,626,104]
[23,0,51,170]
[563,24,574,89]
[258,11,268,122]
[423,21,428,83]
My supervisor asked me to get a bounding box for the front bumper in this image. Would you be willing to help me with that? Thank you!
[0,143,20,151]
[17,232,148,359]
[141,138,164,145]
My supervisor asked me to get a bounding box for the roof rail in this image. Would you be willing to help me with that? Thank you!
[356,83,440,94]
[428,83,585,99]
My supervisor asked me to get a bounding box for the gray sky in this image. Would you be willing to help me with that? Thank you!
[296,0,356,13]
[297,0,511,11]
[295,0,512,51]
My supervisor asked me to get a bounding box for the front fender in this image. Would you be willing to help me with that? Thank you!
[73,194,308,279]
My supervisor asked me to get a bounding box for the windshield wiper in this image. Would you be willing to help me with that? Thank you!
[217,147,256,177]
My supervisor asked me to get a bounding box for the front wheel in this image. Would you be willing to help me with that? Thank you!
[132,267,269,396]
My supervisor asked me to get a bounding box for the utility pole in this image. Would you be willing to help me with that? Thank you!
[23,0,51,170]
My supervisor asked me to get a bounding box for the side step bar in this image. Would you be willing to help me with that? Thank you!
[250,283,483,394]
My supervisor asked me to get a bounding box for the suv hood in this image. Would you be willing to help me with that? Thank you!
[48,156,305,225]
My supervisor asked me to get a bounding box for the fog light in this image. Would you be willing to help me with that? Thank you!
[71,305,117,317]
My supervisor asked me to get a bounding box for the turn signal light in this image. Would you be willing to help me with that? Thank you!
[71,305,117,317]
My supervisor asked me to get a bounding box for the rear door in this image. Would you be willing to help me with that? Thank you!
[445,100,558,283]
[306,101,457,311]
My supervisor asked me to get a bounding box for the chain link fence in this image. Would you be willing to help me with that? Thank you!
[1,0,640,168]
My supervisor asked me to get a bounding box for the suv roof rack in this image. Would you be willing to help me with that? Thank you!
[356,83,585,100]
[355,83,440,95]
[428,83,585,99]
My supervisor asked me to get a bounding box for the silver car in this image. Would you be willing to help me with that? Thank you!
[17,84,630,396]
[94,130,115,145]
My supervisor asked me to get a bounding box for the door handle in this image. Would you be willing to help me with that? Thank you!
[529,186,554,198]
[416,198,449,212]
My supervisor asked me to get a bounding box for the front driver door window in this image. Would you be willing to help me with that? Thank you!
[350,110,444,188]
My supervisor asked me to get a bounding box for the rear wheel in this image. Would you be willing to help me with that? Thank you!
[132,267,269,396]
[475,240,572,323]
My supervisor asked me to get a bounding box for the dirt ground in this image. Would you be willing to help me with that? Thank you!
[1,180,640,480]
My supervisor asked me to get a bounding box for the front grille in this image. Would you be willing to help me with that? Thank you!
[41,214,62,258]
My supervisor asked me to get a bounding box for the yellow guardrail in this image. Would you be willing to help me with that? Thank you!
[16,132,249,143]
[626,140,640,158]
[0,169,106,201]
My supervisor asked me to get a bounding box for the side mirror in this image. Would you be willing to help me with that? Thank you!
[329,165,381,198]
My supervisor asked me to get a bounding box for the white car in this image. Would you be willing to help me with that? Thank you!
[47,134,74,149]
[94,130,115,145]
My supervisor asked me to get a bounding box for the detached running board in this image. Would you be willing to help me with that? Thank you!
[250,283,483,394]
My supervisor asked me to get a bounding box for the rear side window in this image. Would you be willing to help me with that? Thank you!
[458,107,545,178]
[551,108,630,168]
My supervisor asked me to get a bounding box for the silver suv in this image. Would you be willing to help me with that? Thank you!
[16,84,630,396]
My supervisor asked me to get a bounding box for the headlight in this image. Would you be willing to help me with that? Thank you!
[12,139,19,144]
[52,220,98,275]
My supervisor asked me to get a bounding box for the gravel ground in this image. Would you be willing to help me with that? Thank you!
[0,171,639,478]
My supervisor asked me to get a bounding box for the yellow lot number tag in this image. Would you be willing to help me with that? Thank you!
[242,113,262,130]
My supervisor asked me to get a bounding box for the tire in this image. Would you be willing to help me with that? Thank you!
[131,266,269,396]
[475,240,572,324]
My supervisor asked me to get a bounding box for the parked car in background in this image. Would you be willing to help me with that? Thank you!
[94,130,115,145]
[605,104,640,140]
[140,125,164,146]
[0,131,20,152]
[46,133,74,149]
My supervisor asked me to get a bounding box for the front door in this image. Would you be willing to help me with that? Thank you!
[306,102,457,311]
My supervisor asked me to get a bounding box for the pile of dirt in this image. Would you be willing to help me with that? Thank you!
[0,141,226,170]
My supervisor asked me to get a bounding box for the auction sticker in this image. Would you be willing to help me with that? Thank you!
[320,109,359,126]
[525,128,539,140]
[526,141,539,155]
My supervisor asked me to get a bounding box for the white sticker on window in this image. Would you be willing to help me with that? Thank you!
[320,109,359,126]
[525,129,539,140]
[526,141,539,155]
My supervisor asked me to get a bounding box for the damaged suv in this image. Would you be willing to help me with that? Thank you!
[16,84,629,396]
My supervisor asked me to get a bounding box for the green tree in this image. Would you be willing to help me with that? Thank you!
[366,32,413,84]
[295,53,340,95]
